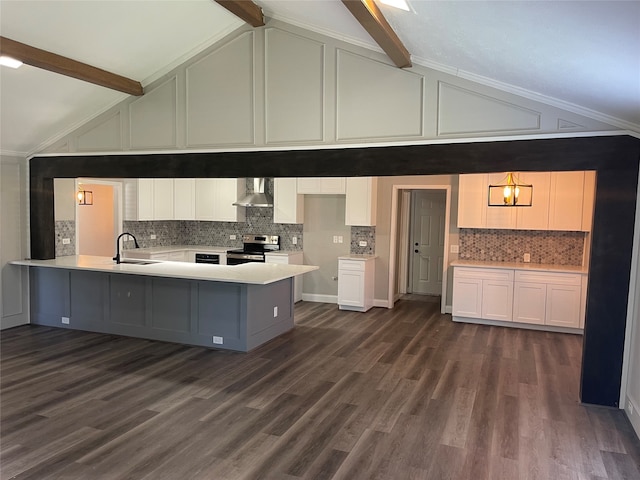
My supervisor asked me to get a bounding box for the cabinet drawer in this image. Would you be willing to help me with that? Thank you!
[339,260,365,271]
[453,267,513,282]
[515,270,582,285]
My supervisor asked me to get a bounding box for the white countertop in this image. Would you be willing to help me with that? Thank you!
[11,255,318,285]
[338,254,378,260]
[450,259,588,274]
[124,245,231,254]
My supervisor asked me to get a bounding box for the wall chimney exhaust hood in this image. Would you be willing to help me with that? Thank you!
[233,178,273,207]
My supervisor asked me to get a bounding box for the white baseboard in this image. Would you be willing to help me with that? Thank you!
[301,293,338,304]
[625,395,640,438]
[451,315,583,335]
[445,305,452,314]
[374,299,390,308]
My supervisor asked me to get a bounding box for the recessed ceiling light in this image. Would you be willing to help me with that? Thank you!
[379,0,410,11]
[0,55,23,69]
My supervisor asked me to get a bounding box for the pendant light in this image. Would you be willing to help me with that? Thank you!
[77,189,93,205]
[488,172,532,206]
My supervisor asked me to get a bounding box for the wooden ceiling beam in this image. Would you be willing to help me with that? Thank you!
[0,36,143,96]
[215,0,265,27]
[341,0,411,68]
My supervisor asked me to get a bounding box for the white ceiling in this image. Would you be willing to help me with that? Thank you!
[1,0,639,156]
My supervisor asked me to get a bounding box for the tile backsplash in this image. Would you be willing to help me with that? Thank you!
[459,228,586,266]
[55,220,76,257]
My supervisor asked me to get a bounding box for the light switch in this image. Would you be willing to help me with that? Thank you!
[450,245,459,253]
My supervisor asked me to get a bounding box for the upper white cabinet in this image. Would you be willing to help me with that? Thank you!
[457,174,486,228]
[345,177,377,226]
[273,178,304,224]
[195,178,246,222]
[174,178,196,220]
[297,177,346,194]
[458,171,594,231]
[124,179,174,221]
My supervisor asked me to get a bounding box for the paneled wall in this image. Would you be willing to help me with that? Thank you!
[41,20,614,156]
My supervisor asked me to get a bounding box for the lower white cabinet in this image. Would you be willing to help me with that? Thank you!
[453,265,585,331]
[338,256,375,312]
[265,252,304,302]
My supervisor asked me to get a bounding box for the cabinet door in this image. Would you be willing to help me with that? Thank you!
[513,282,547,324]
[338,270,365,307]
[545,284,581,328]
[174,179,195,220]
[297,177,346,194]
[345,177,377,226]
[457,174,486,228]
[212,178,245,222]
[549,171,584,231]
[153,179,174,220]
[137,179,154,221]
[452,277,483,318]
[481,279,513,321]
[274,178,304,224]
[168,251,187,262]
[485,173,516,229]
[195,179,216,220]
[516,172,550,230]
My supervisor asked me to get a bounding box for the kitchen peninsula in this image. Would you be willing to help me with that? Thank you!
[11,256,318,352]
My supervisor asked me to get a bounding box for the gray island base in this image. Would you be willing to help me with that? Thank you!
[19,256,317,352]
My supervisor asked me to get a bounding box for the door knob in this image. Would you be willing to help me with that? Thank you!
[415,243,418,246]
[414,249,419,253]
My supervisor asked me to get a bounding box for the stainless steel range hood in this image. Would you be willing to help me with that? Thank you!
[233,178,273,207]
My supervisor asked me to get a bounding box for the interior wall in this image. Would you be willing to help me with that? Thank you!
[1,155,29,329]
[375,175,458,304]
[54,179,75,221]
[77,184,114,256]
[302,195,350,300]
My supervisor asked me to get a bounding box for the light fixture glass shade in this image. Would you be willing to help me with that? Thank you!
[488,173,532,206]
[77,190,93,205]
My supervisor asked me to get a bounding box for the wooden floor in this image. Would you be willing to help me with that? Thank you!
[2,300,639,480]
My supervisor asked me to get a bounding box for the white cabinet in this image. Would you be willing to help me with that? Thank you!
[338,256,375,312]
[273,178,304,224]
[454,265,585,331]
[457,174,486,228]
[549,171,585,231]
[124,179,173,221]
[297,177,346,194]
[265,252,304,302]
[453,267,513,321]
[345,177,377,226]
[174,178,196,220]
[195,178,246,222]
[516,172,550,230]
[458,171,594,231]
[513,270,583,329]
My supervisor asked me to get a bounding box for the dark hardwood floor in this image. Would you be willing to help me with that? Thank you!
[2,300,639,479]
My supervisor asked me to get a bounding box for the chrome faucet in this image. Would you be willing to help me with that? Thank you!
[113,232,140,264]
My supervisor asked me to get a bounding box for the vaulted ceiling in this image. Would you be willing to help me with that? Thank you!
[1,0,638,156]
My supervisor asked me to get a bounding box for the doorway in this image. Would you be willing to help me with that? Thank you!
[75,179,122,257]
[408,190,446,296]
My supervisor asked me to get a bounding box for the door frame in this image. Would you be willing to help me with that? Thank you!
[407,189,447,296]
[388,184,451,314]
[75,178,123,255]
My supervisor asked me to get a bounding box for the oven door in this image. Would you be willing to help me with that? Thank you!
[195,253,220,264]
[226,253,264,265]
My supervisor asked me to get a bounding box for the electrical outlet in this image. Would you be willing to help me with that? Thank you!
[524,253,531,263]
[450,244,459,253]
[292,236,297,245]
[230,234,236,240]
[273,306,278,317]
[61,317,70,325]
[338,236,343,243]
[212,336,223,345]
[150,234,157,240]
[62,238,70,245]
[359,241,367,247]
[333,236,338,243]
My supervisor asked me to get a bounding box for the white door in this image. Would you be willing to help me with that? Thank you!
[409,190,446,295]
